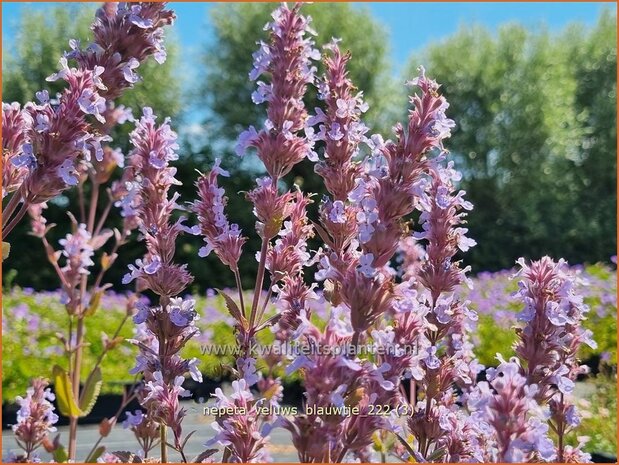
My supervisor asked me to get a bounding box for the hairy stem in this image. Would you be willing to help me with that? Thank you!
[94,197,113,237]
[234,268,246,318]
[2,191,22,227]
[160,425,168,463]
[249,237,269,329]
[88,183,99,233]
[2,201,28,239]
[557,393,565,462]
[68,316,85,461]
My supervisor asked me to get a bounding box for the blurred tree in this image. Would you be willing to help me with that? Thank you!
[2,4,183,290]
[198,2,401,144]
[407,10,616,271]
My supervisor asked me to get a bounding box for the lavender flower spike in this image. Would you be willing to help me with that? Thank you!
[237,3,319,179]
[9,378,59,462]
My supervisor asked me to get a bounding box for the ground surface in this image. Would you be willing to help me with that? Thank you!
[2,383,299,462]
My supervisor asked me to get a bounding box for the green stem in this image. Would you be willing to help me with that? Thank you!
[234,268,246,318]
[249,237,269,330]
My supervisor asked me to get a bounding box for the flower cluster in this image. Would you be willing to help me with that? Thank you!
[10,378,58,462]
[206,380,271,463]
[236,3,319,178]
[121,108,193,298]
[121,107,199,459]
[513,257,596,461]
[68,3,174,101]
[2,2,174,238]
[467,358,555,462]
[192,159,246,271]
[2,102,31,198]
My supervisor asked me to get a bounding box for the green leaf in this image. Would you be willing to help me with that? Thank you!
[52,444,68,463]
[86,446,106,463]
[84,289,104,316]
[78,366,102,416]
[2,242,10,261]
[216,289,247,329]
[393,432,418,461]
[52,365,82,418]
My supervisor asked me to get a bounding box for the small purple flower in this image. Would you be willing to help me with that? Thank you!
[423,346,441,370]
[122,58,140,84]
[327,122,344,141]
[143,256,162,275]
[12,143,37,171]
[34,114,50,133]
[128,5,154,29]
[235,126,259,157]
[238,357,260,387]
[77,88,106,123]
[122,410,144,429]
[329,200,346,224]
[335,98,357,119]
[168,297,197,327]
[187,358,203,383]
[565,405,580,428]
[35,90,49,104]
[357,253,375,277]
[133,302,150,324]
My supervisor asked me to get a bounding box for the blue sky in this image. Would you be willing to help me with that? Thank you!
[2,1,614,126]
[3,2,613,66]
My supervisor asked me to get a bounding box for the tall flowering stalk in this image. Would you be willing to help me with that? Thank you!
[6,3,176,462]
[121,107,198,463]
[512,257,596,462]
[466,358,556,462]
[358,68,480,461]
[193,4,319,461]
[9,379,59,462]
[2,2,174,240]
[280,40,390,462]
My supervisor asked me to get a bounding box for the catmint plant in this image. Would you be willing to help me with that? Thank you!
[9,379,59,462]
[193,4,319,461]
[120,107,199,463]
[2,3,174,241]
[512,257,597,462]
[5,2,601,463]
[5,2,176,462]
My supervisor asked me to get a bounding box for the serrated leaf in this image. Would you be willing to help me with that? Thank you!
[86,446,106,463]
[311,221,334,249]
[79,366,102,416]
[2,241,10,261]
[84,289,104,316]
[194,449,218,463]
[52,444,68,463]
[111,451,142,463]
[216,289,247,329]
[394,432,419,462]
[52,365,82,418]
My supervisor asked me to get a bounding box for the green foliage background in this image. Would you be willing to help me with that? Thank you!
[407,11,617,270]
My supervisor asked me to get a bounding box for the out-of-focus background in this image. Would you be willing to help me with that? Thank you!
[2,2,617,459]
[2,2,616,290]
